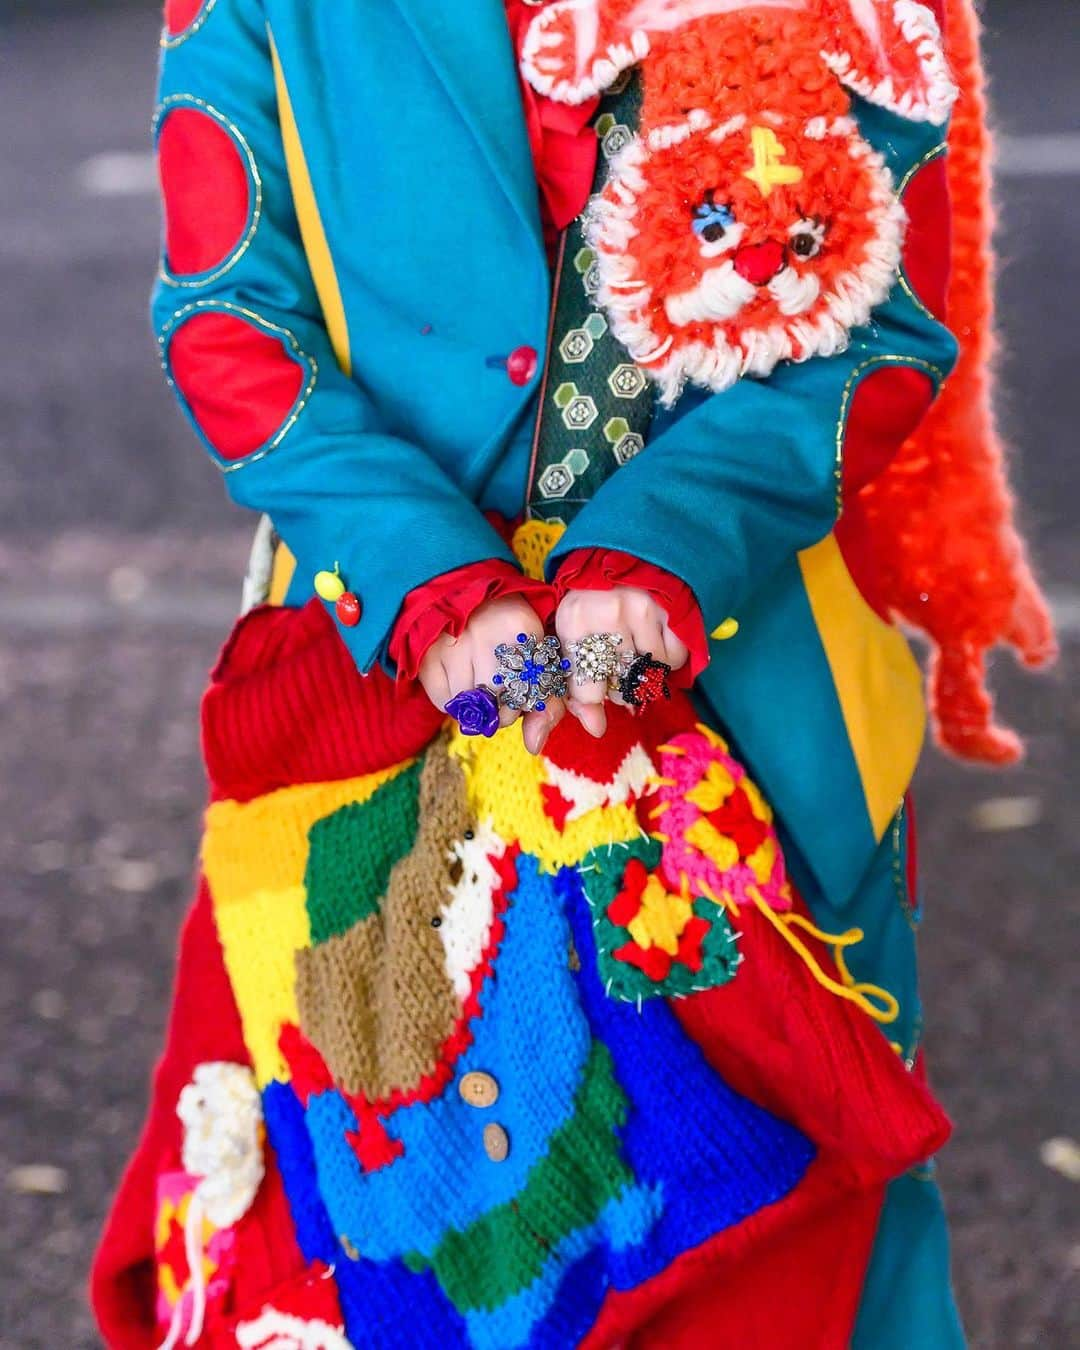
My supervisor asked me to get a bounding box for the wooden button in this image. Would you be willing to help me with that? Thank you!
[339,1234,360,1261]
[483,1122,510,1163]
[459,1071,500,1109]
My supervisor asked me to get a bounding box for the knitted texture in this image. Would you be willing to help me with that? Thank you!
[97,603,952,1348]
[581,838,739,1000]
[295,740,470,1102]
[522,0,955,403]
[202,600,443,802]
[652,724,794,913]
[853,0,1057,762]
[303,758,423,943]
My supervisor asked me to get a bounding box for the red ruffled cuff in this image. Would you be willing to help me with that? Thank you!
[389,558,556,681]
[554,549,710,683]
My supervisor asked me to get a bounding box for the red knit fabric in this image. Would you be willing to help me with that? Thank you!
[90,880,307,1349]
[623,1171,884,1350]
[202,600,444,802]
[546,696,949,1173]
[555,548,710,681]
[670,892,949,1179]
[212,1263,344,1348]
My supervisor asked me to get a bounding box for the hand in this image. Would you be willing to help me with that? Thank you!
[418,596,565,755]
[555,587,690,738]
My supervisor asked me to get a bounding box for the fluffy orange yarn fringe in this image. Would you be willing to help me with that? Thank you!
[855,0,1056,764]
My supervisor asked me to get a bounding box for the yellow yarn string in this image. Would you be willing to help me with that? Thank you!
[746,885,900,1024]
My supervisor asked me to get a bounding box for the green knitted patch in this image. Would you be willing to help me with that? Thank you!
[303,758,423,944]
[410,1042,634,1312]
[581,838,740,1002]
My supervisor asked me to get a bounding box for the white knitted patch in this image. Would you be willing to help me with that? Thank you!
[438,821,505,1003]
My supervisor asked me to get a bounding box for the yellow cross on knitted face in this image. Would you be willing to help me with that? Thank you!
[743,126,804,198]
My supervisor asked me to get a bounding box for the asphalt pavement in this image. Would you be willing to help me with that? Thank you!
[0,2,1076,1346]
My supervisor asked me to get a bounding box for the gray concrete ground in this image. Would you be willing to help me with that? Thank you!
[0,2,1076,1346]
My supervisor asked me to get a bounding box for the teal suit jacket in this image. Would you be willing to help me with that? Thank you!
[153,0,957,907]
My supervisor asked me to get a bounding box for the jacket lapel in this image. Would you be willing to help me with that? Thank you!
[392,0,542,246]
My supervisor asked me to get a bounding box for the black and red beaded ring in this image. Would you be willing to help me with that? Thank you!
[615,652,672,712]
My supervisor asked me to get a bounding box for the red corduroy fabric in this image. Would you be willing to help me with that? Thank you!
[90,880,307,1349]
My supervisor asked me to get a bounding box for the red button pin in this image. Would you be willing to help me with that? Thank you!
[506,345,538,386]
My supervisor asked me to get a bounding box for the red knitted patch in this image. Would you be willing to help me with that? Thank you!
[158,106,251,278]
[168,311,305,462]
[164,0,209,38]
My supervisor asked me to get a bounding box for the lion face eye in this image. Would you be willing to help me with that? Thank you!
[789,218,826,260]
[692,195,735,244]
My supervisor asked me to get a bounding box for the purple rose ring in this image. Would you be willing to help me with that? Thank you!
[446,634,571,734]
[445,687,501,738]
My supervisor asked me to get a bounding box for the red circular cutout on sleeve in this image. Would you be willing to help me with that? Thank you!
[165,0,209,37]
[901,156,950,321]
[157,106,252,278]
[169,312,307,462]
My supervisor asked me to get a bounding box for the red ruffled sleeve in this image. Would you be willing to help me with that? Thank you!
[554,548,710,683]
[389,558,555,682]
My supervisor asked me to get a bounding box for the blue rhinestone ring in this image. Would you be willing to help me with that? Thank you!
[492,633,571,712]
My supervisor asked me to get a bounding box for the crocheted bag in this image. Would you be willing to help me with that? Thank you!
[95,603,948,1349]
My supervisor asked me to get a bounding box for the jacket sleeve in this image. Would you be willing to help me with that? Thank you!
[152,1,517,672]
[544,276,959,638]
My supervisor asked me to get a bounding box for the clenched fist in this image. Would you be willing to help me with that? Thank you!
[418,596,566,755]
[555,587,689,738]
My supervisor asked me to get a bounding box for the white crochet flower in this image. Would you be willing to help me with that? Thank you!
[177,1061,264,1228]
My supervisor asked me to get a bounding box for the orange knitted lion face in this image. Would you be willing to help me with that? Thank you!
[523,0,956,402]
[590,114,904,402]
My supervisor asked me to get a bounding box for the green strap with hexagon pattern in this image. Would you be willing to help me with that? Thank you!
[526,73,653,526]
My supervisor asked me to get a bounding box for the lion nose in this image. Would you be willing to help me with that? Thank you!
[733,240,786,286]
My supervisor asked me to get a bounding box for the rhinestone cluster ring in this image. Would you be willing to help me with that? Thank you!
[492,633,571,713]
[568,632,623,684]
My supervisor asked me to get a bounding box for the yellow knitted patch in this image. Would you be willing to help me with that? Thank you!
[202,760,414,1086]
[202,763,413,900]
[626,874,694,956]
[213,883,311,1087]
[448,727,642,870]
[685,760,736,813]
[511,518,566,581]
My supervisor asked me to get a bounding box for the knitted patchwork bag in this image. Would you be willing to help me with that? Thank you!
[95,600,948,1349]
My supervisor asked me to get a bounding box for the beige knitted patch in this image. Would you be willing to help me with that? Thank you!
[294,732,473,1100]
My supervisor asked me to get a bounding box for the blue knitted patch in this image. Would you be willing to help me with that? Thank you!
[558,863,817,1292]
